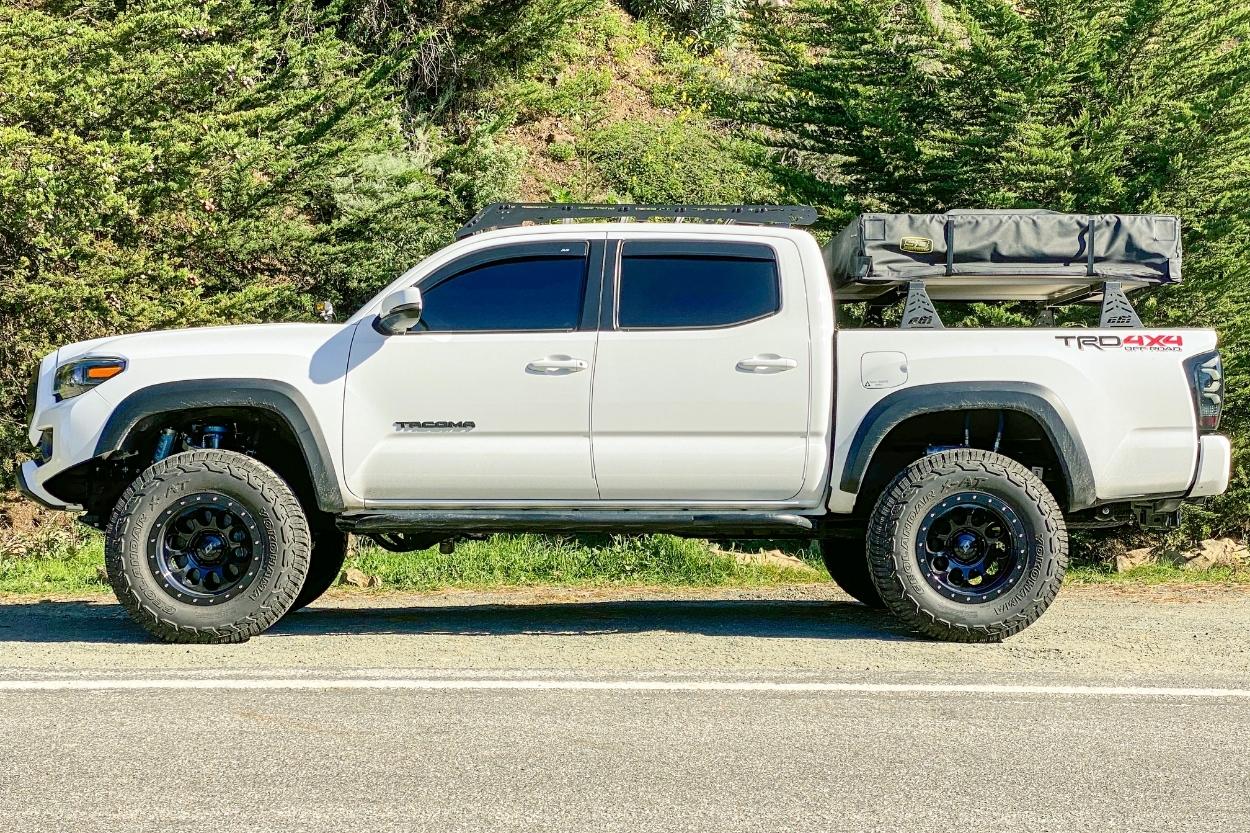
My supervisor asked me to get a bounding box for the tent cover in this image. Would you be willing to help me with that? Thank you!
[823,210,1181,303]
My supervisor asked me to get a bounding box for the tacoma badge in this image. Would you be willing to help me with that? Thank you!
[394,420,476,432]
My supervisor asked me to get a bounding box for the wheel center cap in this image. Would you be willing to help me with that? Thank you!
[951,531,980,562]
[193,532,227,564]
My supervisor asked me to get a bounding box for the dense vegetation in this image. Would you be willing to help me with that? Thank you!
[2,0,1248,542]
[737,0,1250,539]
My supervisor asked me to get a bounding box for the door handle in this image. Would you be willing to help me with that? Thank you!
[737,354,798,372]
[526,355,589,374]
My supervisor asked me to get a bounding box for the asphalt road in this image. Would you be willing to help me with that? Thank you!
[0,584,1248,832]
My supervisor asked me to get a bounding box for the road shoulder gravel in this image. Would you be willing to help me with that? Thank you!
[0,583,1246,681]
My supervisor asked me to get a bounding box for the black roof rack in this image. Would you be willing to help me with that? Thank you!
[455,202,819,239]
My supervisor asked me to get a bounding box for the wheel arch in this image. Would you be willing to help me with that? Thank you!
[94,379,344,513]
[840,382,1096,513]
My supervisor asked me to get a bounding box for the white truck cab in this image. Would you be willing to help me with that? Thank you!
[18,204,1231,644]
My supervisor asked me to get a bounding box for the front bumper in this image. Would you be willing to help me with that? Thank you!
[1188,434,1232,498]
[16,459,78,511]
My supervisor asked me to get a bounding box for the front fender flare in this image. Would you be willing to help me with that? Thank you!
[94,379,344,512]
[839,381,1096,511]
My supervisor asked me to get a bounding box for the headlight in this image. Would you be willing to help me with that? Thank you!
[54,357,127,401]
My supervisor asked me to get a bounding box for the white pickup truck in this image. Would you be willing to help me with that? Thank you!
[18,204,1230,644]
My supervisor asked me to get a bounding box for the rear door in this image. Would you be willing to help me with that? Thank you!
[590,236,812,501]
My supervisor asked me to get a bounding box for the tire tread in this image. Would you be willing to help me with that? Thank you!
[866,449,1067,643]
[104,450,310,644]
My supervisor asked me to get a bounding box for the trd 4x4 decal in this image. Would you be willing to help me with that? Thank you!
[1054,334,1184,351]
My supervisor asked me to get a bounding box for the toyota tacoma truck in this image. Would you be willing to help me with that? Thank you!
[17,204,1231,644]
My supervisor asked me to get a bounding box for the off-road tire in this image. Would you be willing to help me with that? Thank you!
[818,537,884,608]
[867,449,1067,643]
[289,514,348,612]
[104,450,311,644]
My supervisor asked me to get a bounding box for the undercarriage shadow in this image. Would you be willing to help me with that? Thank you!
[0,596,909,644]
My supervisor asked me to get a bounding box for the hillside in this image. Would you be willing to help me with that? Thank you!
[450,1,777,206]
[2,0,1249,547]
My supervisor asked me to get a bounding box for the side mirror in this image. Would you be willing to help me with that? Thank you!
[378,287,423,334]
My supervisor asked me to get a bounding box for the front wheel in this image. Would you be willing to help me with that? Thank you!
[288,513,348,612]
[104,450,311,643]
[866,449,1067,642]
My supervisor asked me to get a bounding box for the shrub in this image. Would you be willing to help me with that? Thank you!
[547,141,577,162]
[741,0,1250,538]
[328,0,597,112]
[0,0,452,484]
[626,0,739,50]
[511,68,613,121]
[579,117,778,203]
[445,128,528,210]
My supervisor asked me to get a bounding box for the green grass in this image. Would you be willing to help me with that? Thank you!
[0,538,106,594]
[0,533,826,595]
[1066,562,1250,586]
[510,67,614,122]
[345,534,825,591]
[5,531,1250,596]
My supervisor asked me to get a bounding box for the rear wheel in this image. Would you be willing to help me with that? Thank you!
[817,537,884,608]
[104,450,310,643]
[866,449,1066,642]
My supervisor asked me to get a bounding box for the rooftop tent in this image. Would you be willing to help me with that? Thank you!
[823,210,1182,304]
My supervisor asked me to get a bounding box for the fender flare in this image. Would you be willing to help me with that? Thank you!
[95,379,344,512]
[839,381,1096,511]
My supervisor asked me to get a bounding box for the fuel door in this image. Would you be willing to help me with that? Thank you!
[861,351,908,389]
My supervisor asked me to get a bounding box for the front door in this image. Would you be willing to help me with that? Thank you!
[343,237,603,502]
[591,237,812,501]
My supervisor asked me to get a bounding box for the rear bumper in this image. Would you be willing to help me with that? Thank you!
[16,459,78,511]
[1188,434,1231,498]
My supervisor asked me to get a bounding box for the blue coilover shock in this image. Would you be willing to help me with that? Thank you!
[153,428,177,463]
[202,425,229,449]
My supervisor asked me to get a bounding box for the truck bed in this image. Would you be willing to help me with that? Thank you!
[827,326,1217,513]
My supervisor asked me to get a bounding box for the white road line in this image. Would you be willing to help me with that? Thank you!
[0,678,1246,698]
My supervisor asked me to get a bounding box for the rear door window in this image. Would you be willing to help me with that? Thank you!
[616,242,780,329]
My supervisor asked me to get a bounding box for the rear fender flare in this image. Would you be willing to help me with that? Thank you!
[839,381,1095,511]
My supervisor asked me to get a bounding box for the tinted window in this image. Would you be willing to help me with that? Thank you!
[417,254,587,332]
[617,254,780,329]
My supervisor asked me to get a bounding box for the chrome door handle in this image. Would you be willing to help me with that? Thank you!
[526,355,588,374]
[737,355,798,372]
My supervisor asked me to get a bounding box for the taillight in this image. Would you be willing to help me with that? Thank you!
[1186,351,1223,433]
